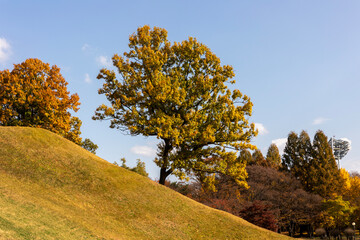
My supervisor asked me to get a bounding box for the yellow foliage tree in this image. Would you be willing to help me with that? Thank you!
[93,26,257,187]
[0,58,83,145]
[346,174,360,206]
[338,168,351,195]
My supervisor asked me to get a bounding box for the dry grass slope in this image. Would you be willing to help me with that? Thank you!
[0,126,294,240]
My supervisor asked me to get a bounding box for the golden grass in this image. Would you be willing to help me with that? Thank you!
[0,126,294,239]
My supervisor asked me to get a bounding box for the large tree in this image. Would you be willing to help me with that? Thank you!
[93,26,257,186]
[281,130,341,198]
[282,131,314,189]
[281,131,299,172]
[311,130,341,198]
[296,130,313,191]
[0,58,97,152]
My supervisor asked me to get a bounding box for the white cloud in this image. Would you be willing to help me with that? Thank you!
[312,117,329,125]
[82,43,90,52]
[254,123,269,135]
[84,73,91,83]
[0,37,11,63]
[131,145,157,157]
[340,137,352,150]
[97,55,112,67]
[272,138,287,155]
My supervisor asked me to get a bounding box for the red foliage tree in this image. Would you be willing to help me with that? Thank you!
[239,200,278,232]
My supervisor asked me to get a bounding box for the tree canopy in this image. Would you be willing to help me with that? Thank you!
[266,143,281,169]
[311,130,341,198]
[238,149,253,165]
[250,149,267,167]
[93,25,257,186]
[281,130,341,198]
[0,58,97,152]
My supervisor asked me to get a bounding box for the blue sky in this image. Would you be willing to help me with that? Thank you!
[1,0,359,179]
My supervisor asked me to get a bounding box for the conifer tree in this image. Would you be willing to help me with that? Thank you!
[281,132,299,172]
[239,149,253,165]
[281,130,341,198]
[297,130,313,191]
[266,143,281,169]
[251,149,267,167]
[311,130,341,198]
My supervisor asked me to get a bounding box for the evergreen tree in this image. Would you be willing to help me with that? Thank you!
[251,149,267,167]
[281,132,299,172]
[311,130,341,198]
[266,143,281,169]
[297,130,313,191]
[238,149,253,165]
[282,130,342,198]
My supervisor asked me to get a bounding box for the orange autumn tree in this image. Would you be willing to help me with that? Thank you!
[0,58,96,151]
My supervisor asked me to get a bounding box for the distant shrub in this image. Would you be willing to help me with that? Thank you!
[329,229,341,239]
[167,181,199,198]
[315,228,326,238]
[81,138,98,154]
[118,158,149,177]
[344,228,355,238]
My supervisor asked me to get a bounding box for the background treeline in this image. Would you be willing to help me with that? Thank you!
[168,130,360,238]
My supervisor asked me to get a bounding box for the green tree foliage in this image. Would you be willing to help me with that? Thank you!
[81,138,98,154]
[93,25,257,187]
[281,131,299,172]
[0,58,97,153]
[297,131,313,191]
[281,130,341,198]
[266,143,281,169]
[118,158,149,177]
[321,196,354,229]
[333,169,360,228]
[311,130,341,198]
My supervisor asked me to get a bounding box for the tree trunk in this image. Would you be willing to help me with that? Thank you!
[159,167,173,185]
[159,167,167,185]
[158,139,172,185]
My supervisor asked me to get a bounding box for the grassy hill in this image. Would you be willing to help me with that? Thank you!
[0,126,294,240]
